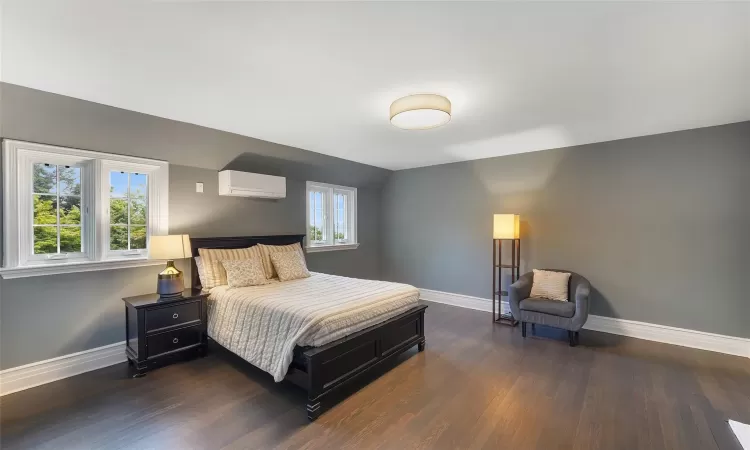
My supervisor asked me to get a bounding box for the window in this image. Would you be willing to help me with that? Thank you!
[108,170,148,254]
[32,163,84,258]
[2,140,168,278]
[306,181,358,252]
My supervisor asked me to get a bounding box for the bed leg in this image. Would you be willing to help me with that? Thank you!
[307,401,322,421]
[418,340,426,352]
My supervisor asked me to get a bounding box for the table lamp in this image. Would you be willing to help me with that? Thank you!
[150,234,191,297]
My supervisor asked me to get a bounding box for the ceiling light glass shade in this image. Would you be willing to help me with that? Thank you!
[390,94,451,130]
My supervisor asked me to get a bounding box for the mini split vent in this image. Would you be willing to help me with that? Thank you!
[218,170,286,199]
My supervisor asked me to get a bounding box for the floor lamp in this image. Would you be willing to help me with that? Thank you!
[493,214,520,326]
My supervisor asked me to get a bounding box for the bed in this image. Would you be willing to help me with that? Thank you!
[190,234,427,420]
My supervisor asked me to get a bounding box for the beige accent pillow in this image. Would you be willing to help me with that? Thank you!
[194,256,207,288]
[221,257,270,288]
[270,251,311,282]
[530,269,571,302]
[257,243,304,279]
[197,246,263,288]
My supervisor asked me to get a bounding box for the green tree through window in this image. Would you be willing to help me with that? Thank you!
[33,164,82,254]
[109,171,148,251]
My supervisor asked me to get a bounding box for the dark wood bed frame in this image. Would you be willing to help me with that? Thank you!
[190,234,427,420]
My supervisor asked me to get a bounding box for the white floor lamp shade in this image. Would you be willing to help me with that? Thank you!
[493,214,520,240]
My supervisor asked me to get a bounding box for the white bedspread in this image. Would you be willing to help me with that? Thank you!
[207,272,420,382]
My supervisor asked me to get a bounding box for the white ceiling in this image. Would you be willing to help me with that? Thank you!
[2,1,749,170]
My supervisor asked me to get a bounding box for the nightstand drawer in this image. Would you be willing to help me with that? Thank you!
[145,301,201,333]
[147,325,202,358]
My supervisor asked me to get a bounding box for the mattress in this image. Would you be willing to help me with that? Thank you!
[207,272,421,382]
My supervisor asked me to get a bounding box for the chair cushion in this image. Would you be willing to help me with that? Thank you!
[520,297,576,318]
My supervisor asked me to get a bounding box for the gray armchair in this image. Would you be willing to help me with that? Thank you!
[508,270,591,346]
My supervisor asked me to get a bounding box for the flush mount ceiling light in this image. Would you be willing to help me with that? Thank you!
[390,94,451,130]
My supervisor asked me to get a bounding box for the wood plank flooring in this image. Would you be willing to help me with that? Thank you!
[1,302,748,449]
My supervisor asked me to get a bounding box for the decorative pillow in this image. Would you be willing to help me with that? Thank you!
[197,246,263,288]
[221,257,270,288]
[194,256,207,289]
[257,243,305,279]
[270,251,311,282]
[529,269,571,302]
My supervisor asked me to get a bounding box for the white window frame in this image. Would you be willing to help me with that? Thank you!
[26,155,93,264]
[1,140,168,279]
[305,181,359,253]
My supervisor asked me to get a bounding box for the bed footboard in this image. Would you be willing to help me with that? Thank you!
[287,304,427,420]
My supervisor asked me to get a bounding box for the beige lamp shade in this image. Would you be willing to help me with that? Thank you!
[149,234,191,260]
[390,94,451,130]
[493,214,520,239]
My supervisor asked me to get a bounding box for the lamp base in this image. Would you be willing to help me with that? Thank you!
[157,260,184,297]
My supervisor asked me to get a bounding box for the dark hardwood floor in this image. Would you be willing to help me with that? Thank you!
[1,302,748,449]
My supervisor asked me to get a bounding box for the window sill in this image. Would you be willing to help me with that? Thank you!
[0,259,165,279]
[305,243,360,253]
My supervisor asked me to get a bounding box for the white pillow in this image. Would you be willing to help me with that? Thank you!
[529,269,571,302]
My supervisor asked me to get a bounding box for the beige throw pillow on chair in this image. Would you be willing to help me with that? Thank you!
[529,269,571,301]
[270,251,311,282]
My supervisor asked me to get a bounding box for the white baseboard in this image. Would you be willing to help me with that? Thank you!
[583,315,750,358]
[419,288,750,358]
[0,341,127,396]
[419,288,506,314]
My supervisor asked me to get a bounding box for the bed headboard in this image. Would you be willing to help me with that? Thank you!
[189,234,306,290]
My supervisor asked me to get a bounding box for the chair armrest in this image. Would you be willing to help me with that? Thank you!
[570,275,591,330]
[508,272,533,319]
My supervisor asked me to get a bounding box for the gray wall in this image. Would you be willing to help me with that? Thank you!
[0,83,390,370]
[2,81,748,370]
[382,121,750,338]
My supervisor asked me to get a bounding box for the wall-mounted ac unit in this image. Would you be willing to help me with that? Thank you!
[218,170,286,199]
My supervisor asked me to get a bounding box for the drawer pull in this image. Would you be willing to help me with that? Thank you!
[172,313,179,319]
[173,337,179,344]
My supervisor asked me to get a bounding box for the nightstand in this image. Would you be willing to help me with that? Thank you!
[123,289,208,377]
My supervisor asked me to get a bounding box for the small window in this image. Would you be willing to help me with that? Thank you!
[306,181,358,252]
[333,190,351,244]
[109,171,148,253]
[32,163,84,258]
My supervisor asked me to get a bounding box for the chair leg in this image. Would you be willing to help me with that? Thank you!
[521,321,527,338]
[568,330,578,347]
[531,323,536,335]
